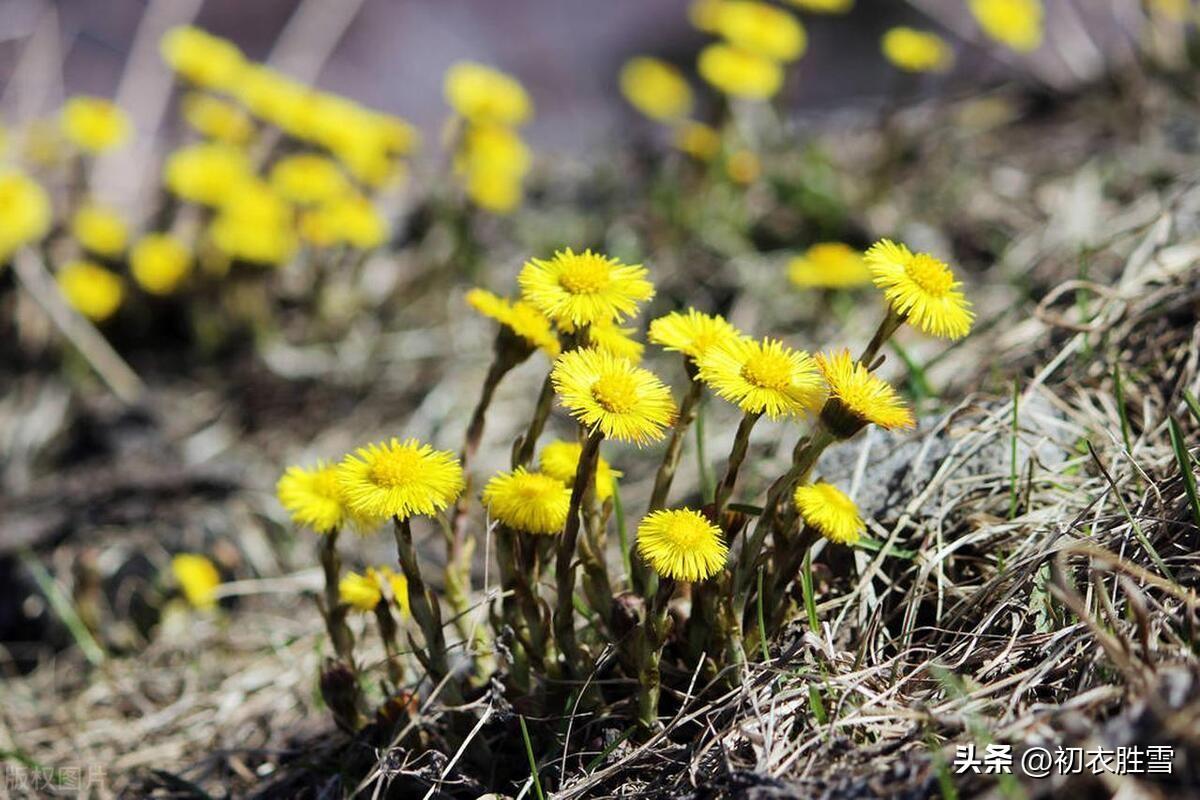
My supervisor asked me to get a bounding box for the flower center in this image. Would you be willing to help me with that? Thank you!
[591,372,639,414]
[740,351,793,391]
[558,257,612,294]
[665,518,708,548]
[370,449,423,488]
[313,470,342,501]
[904,254,954,296]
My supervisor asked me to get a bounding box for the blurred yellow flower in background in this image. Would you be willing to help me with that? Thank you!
[725,149,760,184]
[788,242,872,289]
[171,554,221,609]
[482,468,571,534]
[784,0,853,12]
[636,508,728,582]
[57,260,124,322]
[673,120,722,161]
[794,482,864,544]
[712,1,807,62]
[130,234,192,296]
[881,28,954,73]
[444,62,533,126]
[0,169,52,260]
[538,440,622,502]
[182,93,254,144]
[161,26,245,91]
[551,348,677,445]
[620,57,694,121]
[209,181,297,265]
[339,566,409,614]
[698,44,784,99]
[969,0,1044,53]
[164,142,252,205]
[270,154,350,206]
[71,204,128,257]
[61,97,131,153]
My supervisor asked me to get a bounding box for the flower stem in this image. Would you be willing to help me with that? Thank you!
[553,431,602,675]
[649,375,704,511]
[393,517,457,699]
[858,307,905,367]
[636,577,675,732]
[317,528,355,664]
[513,371,555,468]
[713,410,762,517]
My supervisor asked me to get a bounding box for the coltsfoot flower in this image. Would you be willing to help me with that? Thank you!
[171,554,221,609]
[620,57,693,121]
[277,461,352,534]
[130,234,192,296]
[482,468,571,534]
[161,26,245,90]
[969,0,1043,53]
[0,169,51,259]
[269,154,350,206]
[444,61,532,126]
[337,438,464,521]
[71,204,128,257]
[816,349,914,437]
[787,243,871,289]
[697,44,784,100]
[519,248,654,327]
[698,337,825,419]
[538,440,622,502]
[164,142,252,206]
[551,348,676,445]
[784,0,853,12]
[649,308,744,364]
[881,28,954,73]
[673,121,722,162]
[466,288,560,357]
[712,2,807,63]
[181,93,254,144]
[57,260,123,322]
[60,97,130,153]
[794,482,864,545]
[636,508,728,582]
[865,239,973,339]
[339,566,409,614]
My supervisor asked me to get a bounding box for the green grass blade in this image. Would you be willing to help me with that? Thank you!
[891,340,934,400]
[611,477,632,586]
[1009,378,1020,519]
[1113,363,1133,453]
[1184,390,1200,428]
[19,550,105,666]
[756,566,769,661]
[801,550,819,635]
[695,396,715,503]
[1169,417,1200,528]
[519,716,546,800]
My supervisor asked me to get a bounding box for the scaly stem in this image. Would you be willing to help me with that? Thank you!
[636,577,676,732]
[858,307,905,367]
[513,372,555,468]
[318,528,355,664]
[713,411,763,517]
[649,373,704,511]
[766,526,818,637]
[374,599,406,687]
[393,517,458,701]
[553,431,603,675]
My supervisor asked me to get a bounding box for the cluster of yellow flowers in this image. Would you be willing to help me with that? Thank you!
[445,62,534,214]
[881,0,1044,74]
[278,237,973,729]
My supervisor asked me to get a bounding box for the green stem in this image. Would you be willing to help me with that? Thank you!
[513,372,555,468]
[393,517,457,699]
[553,431,603,675]
[636,577,676,732]
[318,528,355,664]
[649,375,704,511]
[714,411,762,517]
[858,307,905,367]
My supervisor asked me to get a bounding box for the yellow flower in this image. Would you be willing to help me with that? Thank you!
[130,234,192,295]
[373,113,421,156]
[969,0,1043,53]
[783,0,853,12]
[337,438,464,521]
[164,142,253,206]
[19,119,68,168]
[815,349,914,435]
[60,97,130,153]
[620,57,693,121]
[864,239,973,339]
[881,28,954,73]
[538,440,623,502]
[171,554,221,609]
[456,124,532,213]
[57,261,123,322]
[712,2,807,62]
[303,193,388,251]
[725,149,760,184]
[689,0,727,31]
[465,168,523,214]
[482,468,571,534]
[181,93,254,144]
[161,26,245,90]
[339,566,409,615]
[673,121,722,161]
[209,181,297,266]
[71,204,128,257]
[0,169,51,259]
[787,242,872,289]
[583,319,645,363]
[270,154,350,206]
[466,289,561,356]
[277,461,353,534]
[444,61,532,126]
[235,65,306,128]
[648,308,743,364]
[519,248,654,327]
[697,43,784,99]
[698,336,824,419]
[636,508,728,582]
[793,482,864,545]
[551,348,676,445]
